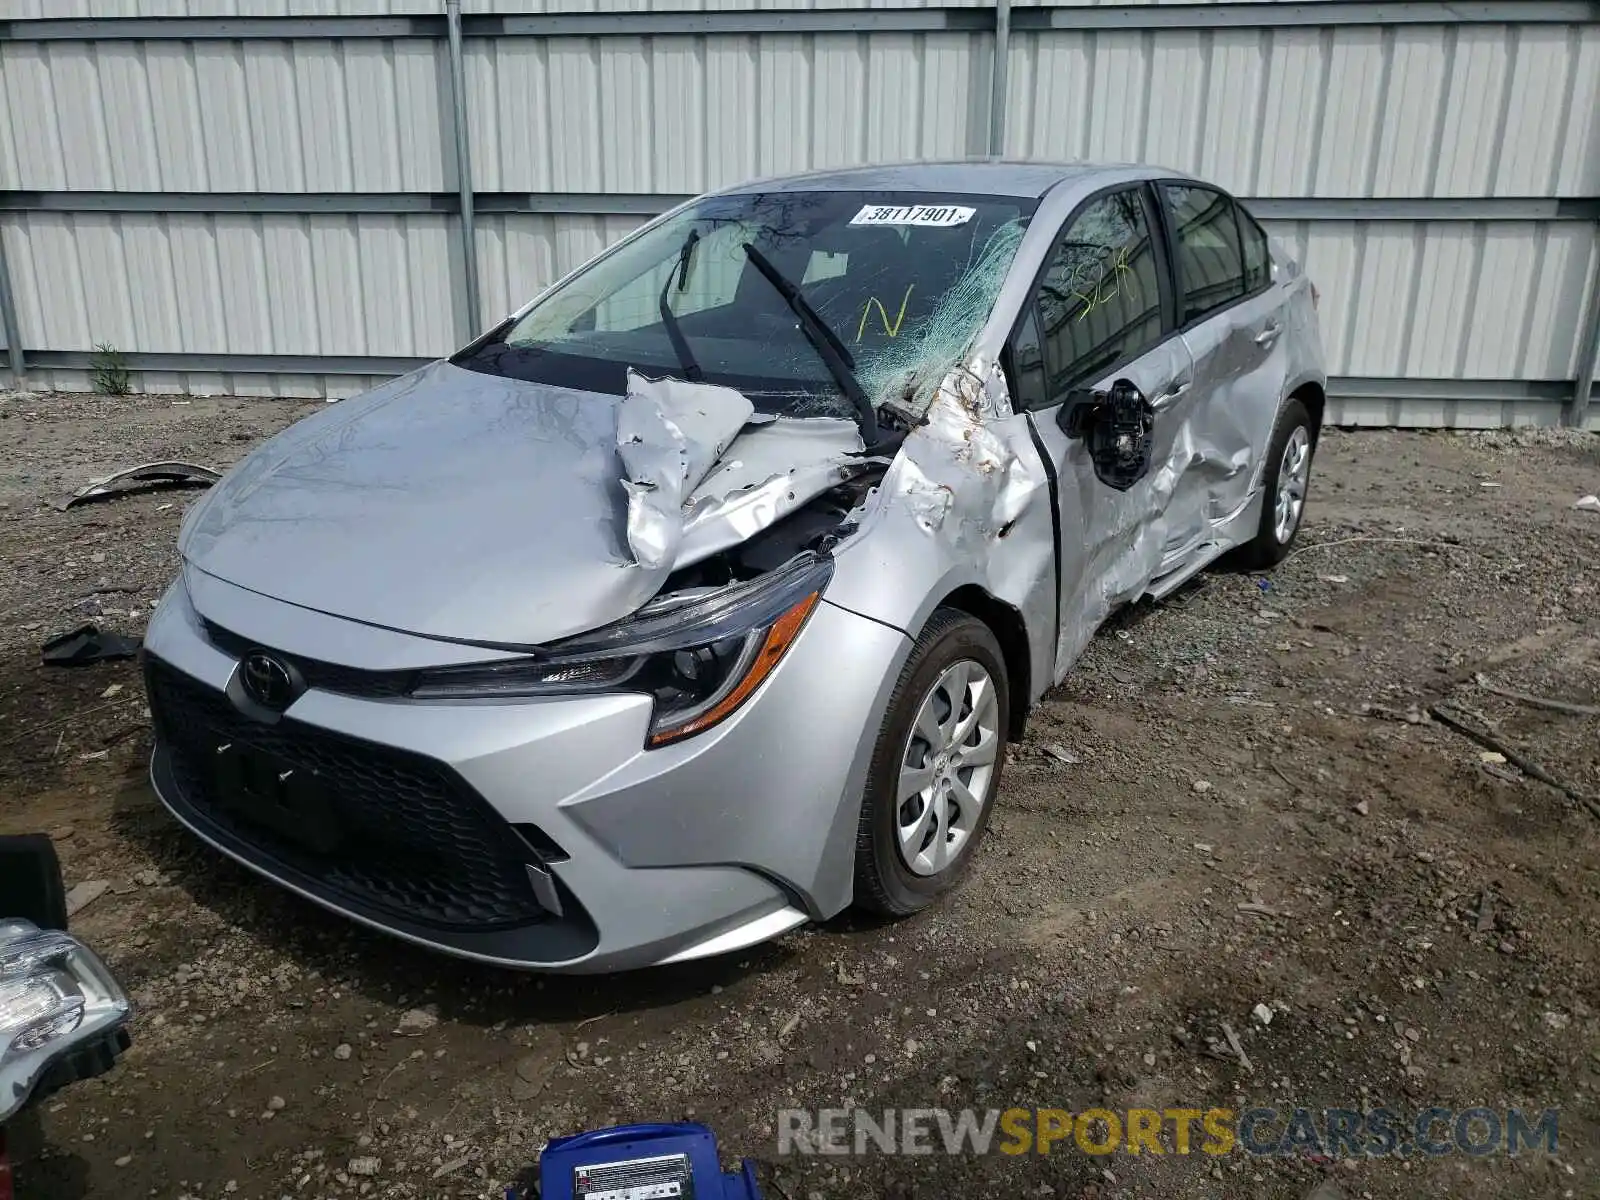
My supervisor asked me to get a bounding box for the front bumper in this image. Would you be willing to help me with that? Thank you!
[142,571,909,973]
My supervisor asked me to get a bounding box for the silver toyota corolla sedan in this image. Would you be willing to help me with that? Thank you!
[144,161,1325,972]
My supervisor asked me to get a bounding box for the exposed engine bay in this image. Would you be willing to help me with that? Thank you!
[660,466,887,591]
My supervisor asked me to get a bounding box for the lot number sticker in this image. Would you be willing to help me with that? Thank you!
[850,204,976,228]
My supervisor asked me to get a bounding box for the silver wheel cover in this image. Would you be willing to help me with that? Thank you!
[1274,425,1311,544]
[895,660,1001,877]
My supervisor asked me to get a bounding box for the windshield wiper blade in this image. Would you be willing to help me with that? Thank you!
[742,242,879,445]
[674,228,701,292]
[658,233,705,383]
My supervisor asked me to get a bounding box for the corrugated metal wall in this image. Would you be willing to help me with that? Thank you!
[1,1,1597,426]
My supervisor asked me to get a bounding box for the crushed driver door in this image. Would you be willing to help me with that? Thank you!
[1007,183,1195,679]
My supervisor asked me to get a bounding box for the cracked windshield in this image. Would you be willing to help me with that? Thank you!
[454,191,1035,419]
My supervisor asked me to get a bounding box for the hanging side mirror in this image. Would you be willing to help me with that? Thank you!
[1057,378,1155,492]
[1056,387,1102,439]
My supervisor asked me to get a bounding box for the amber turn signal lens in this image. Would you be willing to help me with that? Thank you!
[646,590,822,747]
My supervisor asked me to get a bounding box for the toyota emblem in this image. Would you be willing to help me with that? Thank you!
[240,651,297,711]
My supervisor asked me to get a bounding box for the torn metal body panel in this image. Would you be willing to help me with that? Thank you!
[616,369,754,571]
[677,415,867,569]
[61,461,220,510]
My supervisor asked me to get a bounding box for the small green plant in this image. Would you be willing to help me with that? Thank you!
[89,342,131,395]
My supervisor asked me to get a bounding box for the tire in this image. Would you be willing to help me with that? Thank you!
[1235,397,1314,569]
[853,608,1010,917]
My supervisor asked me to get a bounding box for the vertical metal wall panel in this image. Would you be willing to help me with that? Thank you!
[1,44,62,188]
[0,1,437,13]
[1559,29,1600,195]
[1005,24,1600,198]
[1199,30,1265,188]
[0,1,984,12]
[1262,218,1599,381]
[0,3,1596,426]
[1140,31,1203,171]
[996,19,1600,415]
[1315,27,1383,195]
[463,30,988,194]
[705,36,758,189]
[1256,28,1323,195]
[0,37,449,192]
[1,211,460,358]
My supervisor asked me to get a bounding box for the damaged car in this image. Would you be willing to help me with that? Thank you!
[143,162,1325,971]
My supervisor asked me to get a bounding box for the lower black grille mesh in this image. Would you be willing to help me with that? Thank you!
[145,657,546,930]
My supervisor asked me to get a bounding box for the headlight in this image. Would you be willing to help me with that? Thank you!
[410,553,832,746]
[0,919,131,1125]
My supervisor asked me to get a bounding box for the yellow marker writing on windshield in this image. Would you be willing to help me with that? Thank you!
[856,284,915,342]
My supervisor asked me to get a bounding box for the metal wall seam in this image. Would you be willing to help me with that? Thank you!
[1002,24,1600,200]
[0,227,24,381]
[4,208,1590,382]
[988,0,1010,154]
[445,0,481,339]
[15,349,1573,404]
[1572,224,1600,425]
[4,4,1598,40]
[5,194,1598,222]
[25,351,1595,429]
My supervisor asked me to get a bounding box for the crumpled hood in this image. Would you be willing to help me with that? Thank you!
[181,362,663,646]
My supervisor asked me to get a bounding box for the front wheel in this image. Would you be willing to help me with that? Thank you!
[853,609,1009,917]
[1236,397,1314,568]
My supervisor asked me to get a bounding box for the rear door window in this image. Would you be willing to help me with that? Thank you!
[1239,207,1272,293]
[1162,184,1247,324]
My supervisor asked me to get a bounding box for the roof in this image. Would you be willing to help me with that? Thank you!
[716,159,1152,200]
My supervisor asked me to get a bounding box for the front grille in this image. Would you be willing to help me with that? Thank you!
[146,657,547,930]
[202,621,418,699]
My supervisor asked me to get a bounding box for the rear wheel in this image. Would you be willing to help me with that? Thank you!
[1236,397,1314,568]
[853,609,1009,917]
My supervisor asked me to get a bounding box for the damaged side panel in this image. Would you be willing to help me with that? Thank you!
[823,366,1059,705]
[1173,285,1294,540]
[1022,335,1203,680]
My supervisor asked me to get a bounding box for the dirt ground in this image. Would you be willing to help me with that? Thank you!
[1,390,1598,1200]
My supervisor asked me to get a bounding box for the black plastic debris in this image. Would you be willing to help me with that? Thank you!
[41,623,141,666]
[59,461,220,510]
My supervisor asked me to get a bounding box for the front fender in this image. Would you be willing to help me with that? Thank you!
[822,402,1058,707]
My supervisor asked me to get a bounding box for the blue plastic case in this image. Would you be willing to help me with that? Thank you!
[529,1122,762,1200]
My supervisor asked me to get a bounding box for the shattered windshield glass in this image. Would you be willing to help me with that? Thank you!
[453,191,1036,421]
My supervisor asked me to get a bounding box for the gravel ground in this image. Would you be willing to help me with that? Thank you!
[1,390,1598,1200]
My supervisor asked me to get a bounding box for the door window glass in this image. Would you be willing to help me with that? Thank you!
[1009,306,1048,410]
[1239,209,1271,293]
[1034,187,1164,394]
[1162,184,1247,323]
